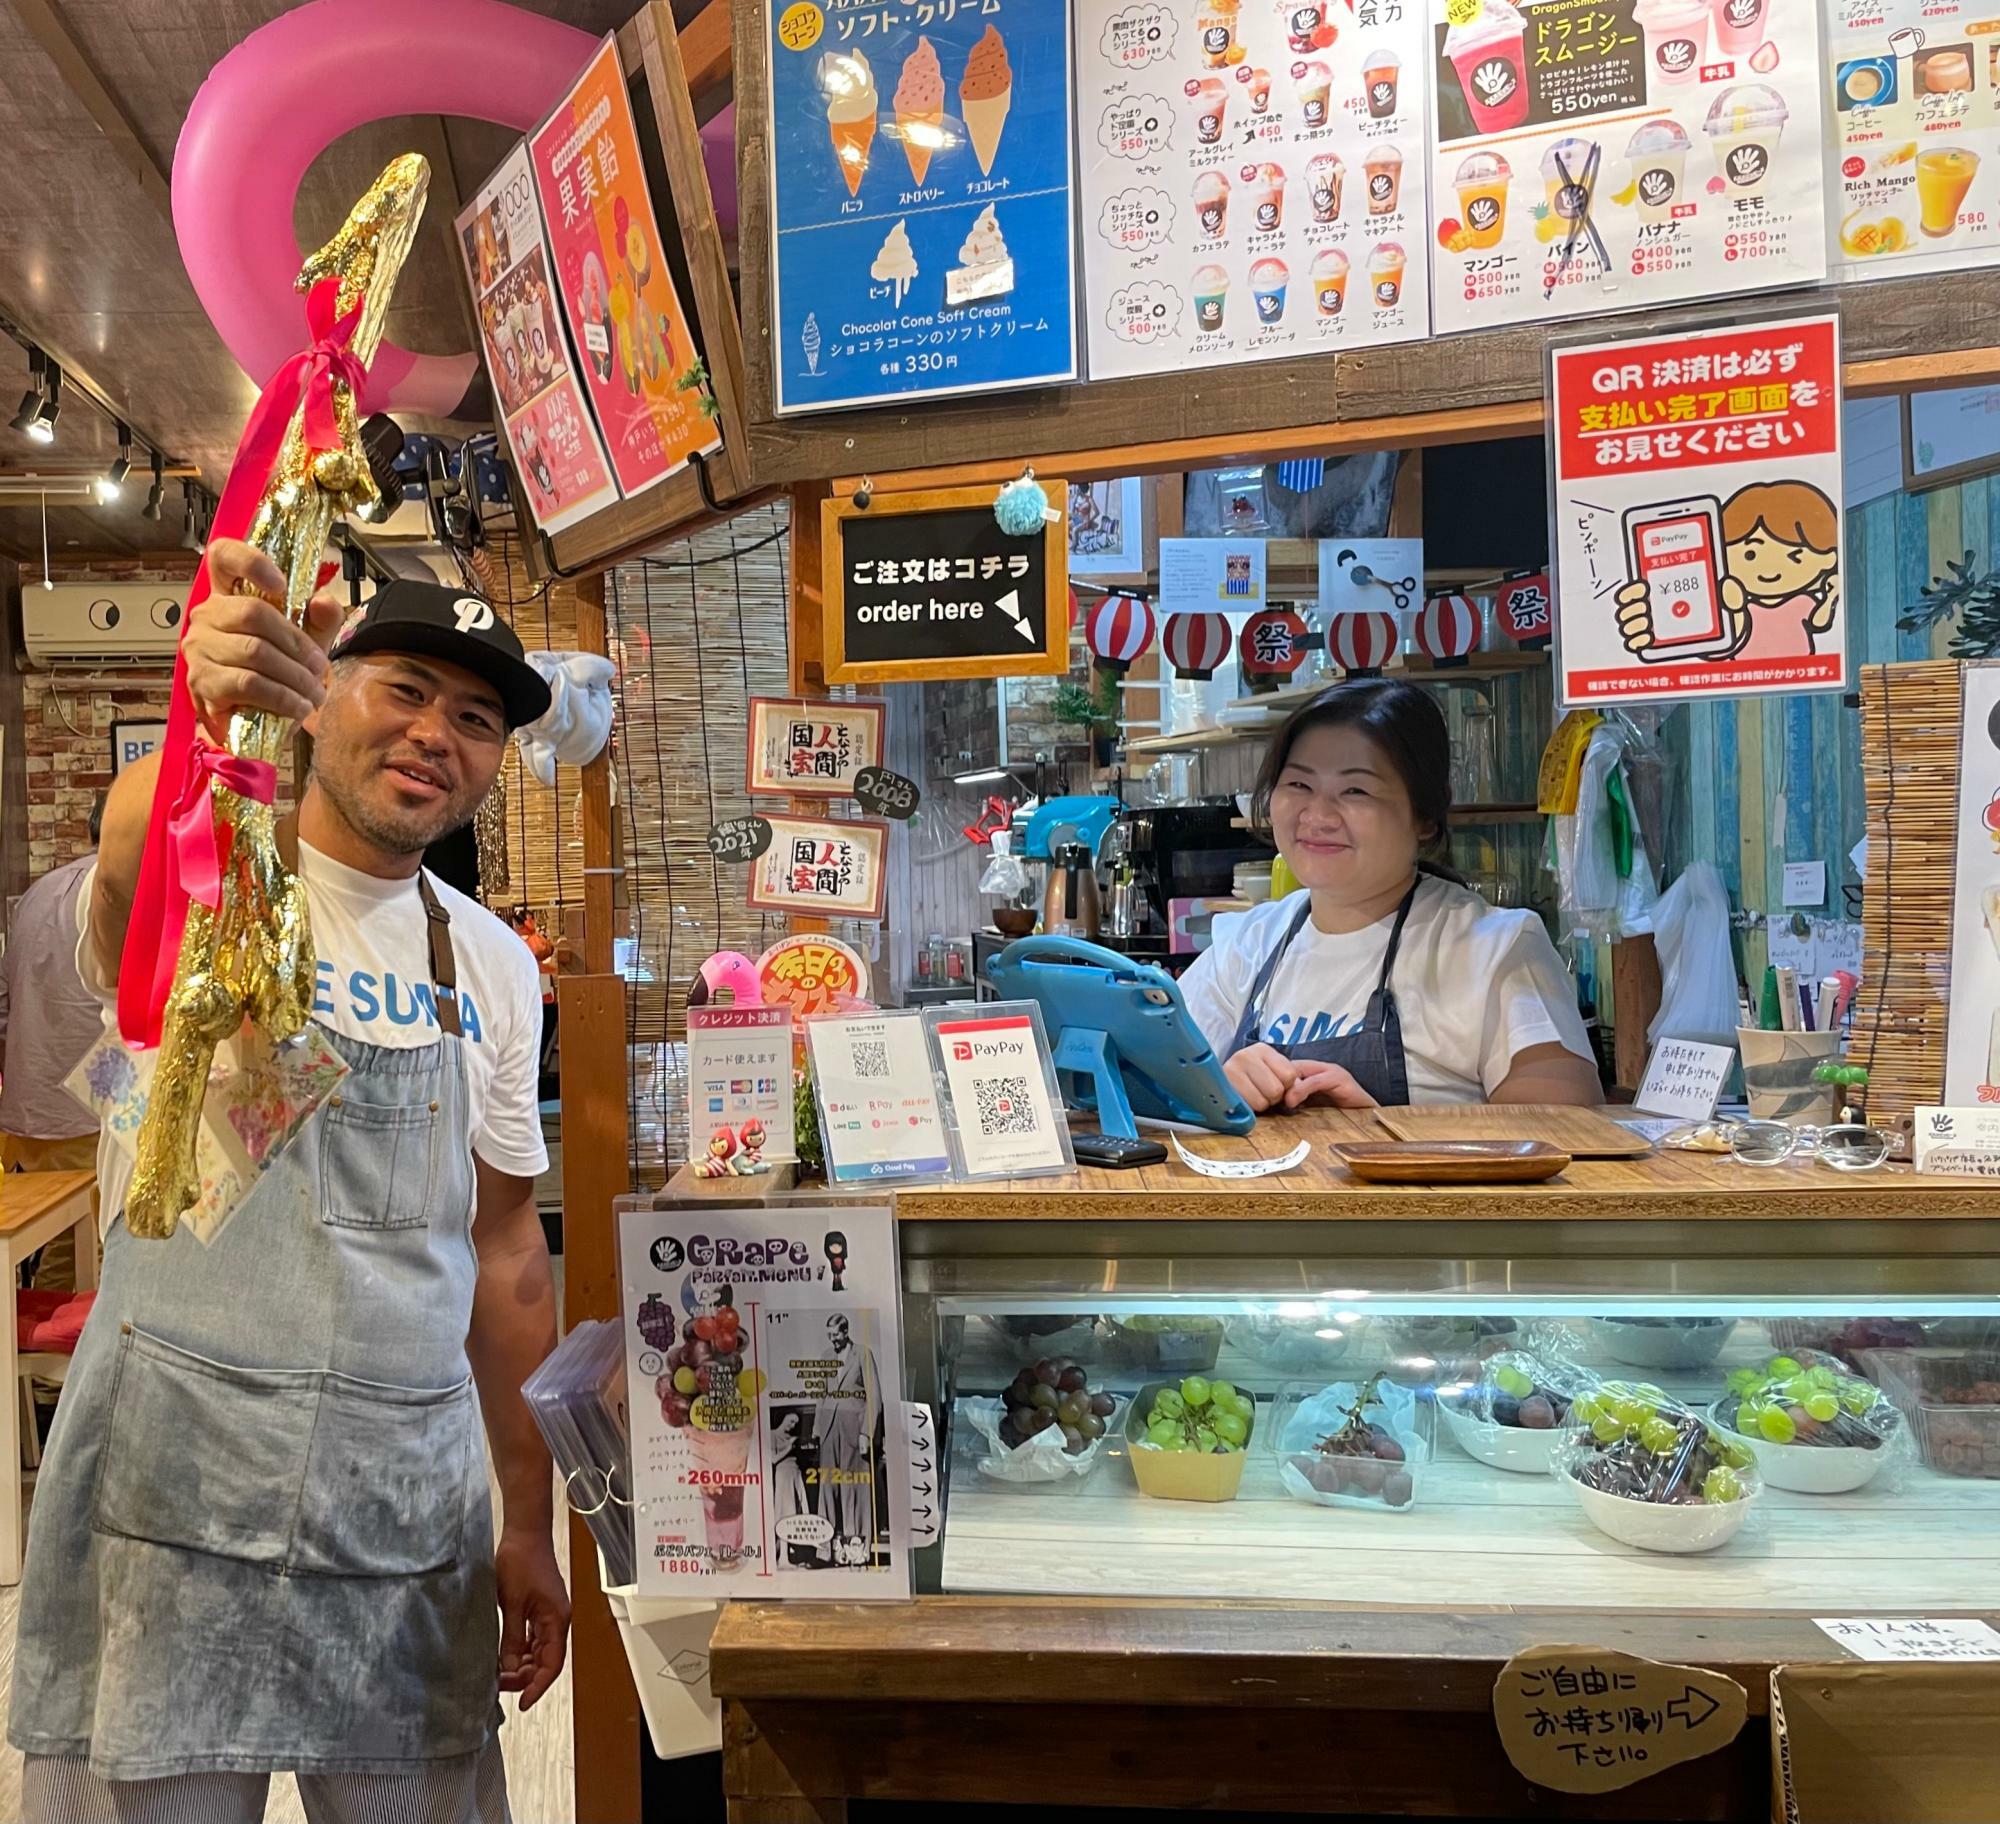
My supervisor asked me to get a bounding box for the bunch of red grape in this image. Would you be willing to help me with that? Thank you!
[655,1300,745,1429]
[1001,1356,1117,1454]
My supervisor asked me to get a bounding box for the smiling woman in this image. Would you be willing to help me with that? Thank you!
[1178,680,1602,1112]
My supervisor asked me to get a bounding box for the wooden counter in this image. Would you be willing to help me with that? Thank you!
[682,1118,2000,1821]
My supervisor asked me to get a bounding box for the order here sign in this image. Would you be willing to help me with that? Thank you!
[821,482,1071,683]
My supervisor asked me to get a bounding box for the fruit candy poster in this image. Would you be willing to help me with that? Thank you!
[1078,0,1431,380]
[529,35,722,496]
[1427,0,1826,333]
[1547,310,1844,706]
[1826,0,2000,283]
[454,144,619,536]
[618,1200,911,1597]
[765,0,1079,413]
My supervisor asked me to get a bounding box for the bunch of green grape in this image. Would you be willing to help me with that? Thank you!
[1723,1354,1891,1449]
[1143,1376,1254,1453]
[1568,1381,1754,1505]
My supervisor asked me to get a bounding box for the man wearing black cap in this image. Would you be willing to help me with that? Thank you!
[12,539,567,1824]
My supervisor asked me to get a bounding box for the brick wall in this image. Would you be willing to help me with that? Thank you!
[21,559,181,882]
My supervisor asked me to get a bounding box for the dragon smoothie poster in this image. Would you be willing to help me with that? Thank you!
[765,0,1079,412]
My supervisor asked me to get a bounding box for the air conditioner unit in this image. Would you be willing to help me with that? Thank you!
[22,584,185,668]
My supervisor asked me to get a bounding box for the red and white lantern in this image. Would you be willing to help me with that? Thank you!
[1495,571,1553,648]
[1162,611,1231,679]
[1239,607,1309,679]
[1414,592,1479,668]
[1328,611,1398,677]
[1086,592,1155,670]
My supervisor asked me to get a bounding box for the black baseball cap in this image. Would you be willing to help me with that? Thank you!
[329,579,551,731]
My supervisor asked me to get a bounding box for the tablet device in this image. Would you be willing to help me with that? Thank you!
[988,937,1256,1139]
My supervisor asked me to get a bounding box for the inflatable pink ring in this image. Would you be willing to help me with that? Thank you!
[173,0,598,417]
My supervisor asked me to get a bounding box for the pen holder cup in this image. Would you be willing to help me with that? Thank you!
[1736,1028,1840,1125]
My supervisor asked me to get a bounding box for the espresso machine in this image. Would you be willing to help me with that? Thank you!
[1124,802,1276,970]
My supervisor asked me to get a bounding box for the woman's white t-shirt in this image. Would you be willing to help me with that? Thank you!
[77,841,550,1231]
[1180,876,1594,1104]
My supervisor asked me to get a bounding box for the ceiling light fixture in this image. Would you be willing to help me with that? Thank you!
[9,348,46,437]
[96,422,132,502]
[181,482,203,553]
[142,450,165,520]
[26,363,61,444]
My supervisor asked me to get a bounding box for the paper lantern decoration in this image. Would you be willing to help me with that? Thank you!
[1495,571,1554,648]
[1087,592,1155,670]
[1240,607,1309,679]
[1162,611,1231,679]
[1414,592,1480,668]
[1328,611,1398,677]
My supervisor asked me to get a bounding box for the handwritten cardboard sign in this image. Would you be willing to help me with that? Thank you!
[1492,1646,1746,1795]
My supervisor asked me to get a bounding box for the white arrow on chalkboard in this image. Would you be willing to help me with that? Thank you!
[995,588,1036,641]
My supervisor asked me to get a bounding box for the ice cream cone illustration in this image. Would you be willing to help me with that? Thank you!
[871,218,920,309]
[896,37,945,185]
[822,50,878,196]
[947,203,1014,305]
[960,23,1012,177]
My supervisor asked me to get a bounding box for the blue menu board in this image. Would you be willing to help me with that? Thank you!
[766,0,1078,414]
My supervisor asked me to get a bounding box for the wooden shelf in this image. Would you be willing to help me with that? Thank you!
[1123,727,1262,758]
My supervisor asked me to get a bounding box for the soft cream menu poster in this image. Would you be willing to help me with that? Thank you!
[1427,0,1826,332]
[1078,0,1432,378]
[1827,0,2000,281]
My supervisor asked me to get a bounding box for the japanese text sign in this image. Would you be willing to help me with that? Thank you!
[529,35,721,498]
[687,1005,796,1166]
[1634,1037,1732,1120]
[822,484,1070,682]
[746,697,886,797]
[1492,1646,1746,1795]
[1548,310,1845,707]
[747,815,892,921]
[1814,1617,2000,1662]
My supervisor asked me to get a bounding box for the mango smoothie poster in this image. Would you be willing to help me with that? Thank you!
[765,0,1079,413]
[1826,0,2000,283]
[1427,0,1827,332]
[530,35,722,496]
[1076,0,1433,379]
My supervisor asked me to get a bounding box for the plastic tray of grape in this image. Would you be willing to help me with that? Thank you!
[1275,1375,1432,1513]
[969,1355,1126,1485]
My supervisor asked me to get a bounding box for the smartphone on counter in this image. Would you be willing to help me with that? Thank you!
[1622,497,1734,660]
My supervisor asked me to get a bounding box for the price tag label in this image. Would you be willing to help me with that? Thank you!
[853,765,921,821]
[706,815,773,864]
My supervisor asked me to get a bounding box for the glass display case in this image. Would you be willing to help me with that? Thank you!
[908,1237,2000,1611]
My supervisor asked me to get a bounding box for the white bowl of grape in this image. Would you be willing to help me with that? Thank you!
[1440,1355,1584,1474]
[1708,1352,1902,1495]
[1589,1316,1739,1370]
[1558,1384,1759,1553]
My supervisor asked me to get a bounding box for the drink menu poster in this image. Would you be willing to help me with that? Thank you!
[529,34,722,497]
[1079,0,1431,378]
[1428,0,1826,332]
[618,1198,911,1597]
[765,0,1079,413]
[1827,0,2000,282]
[454,145,619,536]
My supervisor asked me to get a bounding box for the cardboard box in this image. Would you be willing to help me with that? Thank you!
[1772,1663,2000,1822]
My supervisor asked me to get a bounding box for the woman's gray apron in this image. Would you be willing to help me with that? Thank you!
[1227,881,1418,1108]
[9,877,496,1781]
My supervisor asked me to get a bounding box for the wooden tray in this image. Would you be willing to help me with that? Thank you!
[1369,1104,1654,1159]
[1331,1140,1571,1185]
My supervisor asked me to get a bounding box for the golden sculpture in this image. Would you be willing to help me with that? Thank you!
[125,155,431,1237]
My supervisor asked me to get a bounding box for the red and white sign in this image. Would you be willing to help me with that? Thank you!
[746,815,891,921]
[1495,572,1553,647]
[1328,611,1398,676]
[1414,592,1479,666]
[1548,312,1844,708]
[1239,608,1308,679]
[1162,611,1231,679]
[1087,592,1155,668]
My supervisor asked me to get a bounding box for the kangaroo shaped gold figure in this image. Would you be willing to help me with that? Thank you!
[125,155,431,1238]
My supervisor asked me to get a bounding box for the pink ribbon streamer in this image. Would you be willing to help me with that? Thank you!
[117,276,366,1048]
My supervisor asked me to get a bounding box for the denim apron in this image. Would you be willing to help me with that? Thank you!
[1226,880,1418,1108]
[10,877,497,1782]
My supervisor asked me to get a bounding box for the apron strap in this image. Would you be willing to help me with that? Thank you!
[417,873,462,1038]
[1373,877,1422,997]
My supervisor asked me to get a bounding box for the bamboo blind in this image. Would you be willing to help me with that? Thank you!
[1854,659,1962,1130]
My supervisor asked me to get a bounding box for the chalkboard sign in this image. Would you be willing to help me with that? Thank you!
[854,765,921,821]
[821,483,1070,684]
[706,815,773,864]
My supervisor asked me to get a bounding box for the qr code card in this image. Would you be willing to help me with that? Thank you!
[929,1003,1073,1180]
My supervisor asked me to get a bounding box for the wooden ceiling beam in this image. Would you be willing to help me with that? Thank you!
[11,0,173,223]
[679,0,733,102]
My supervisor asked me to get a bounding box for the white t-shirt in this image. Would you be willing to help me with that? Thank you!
[78,841,549,1228]
[1180,876,1593,1104]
